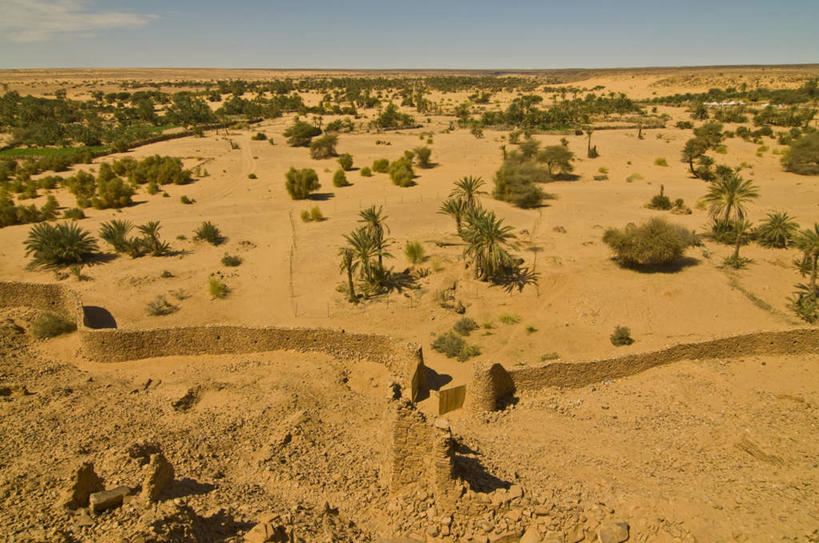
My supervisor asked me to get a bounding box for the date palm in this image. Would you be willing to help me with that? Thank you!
[755,211,799,248]
[344,227,377,282]
[338,247,359,302]
[137,221,170,256]
[449,176,486,209]
[795,223,819,293]
[727,219,753,269]
[439,197,469,235]
[24,221,99,268]
[702,172,759,225]
[461,209,517,281]
[358,205,391,266]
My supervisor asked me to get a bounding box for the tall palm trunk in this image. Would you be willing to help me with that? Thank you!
[346,267,356,301]
[811,253,818,294]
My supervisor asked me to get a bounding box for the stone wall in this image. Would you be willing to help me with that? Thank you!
[0,281,426,401]
[382,400,458,509]
[468,327,819,412]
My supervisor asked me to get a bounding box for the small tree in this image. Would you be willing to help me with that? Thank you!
[387,156,414,187]
[702,171,759,226]
[284,119,322,147]
[538,145,575,178]
[781,131,819,175]
[681,137,709,177]
[724,219,754,269]
[285,167,321,200]
[309,134,339,159]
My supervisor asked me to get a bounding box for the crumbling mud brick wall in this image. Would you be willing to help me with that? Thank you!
[382,400,458,509]
[469,328,819,412]
[0,282,427,401]
[465,362,515,413]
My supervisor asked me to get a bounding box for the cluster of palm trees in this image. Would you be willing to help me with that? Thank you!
[699,167,818,321]
[338,206,392,302]
[440,176,536,289]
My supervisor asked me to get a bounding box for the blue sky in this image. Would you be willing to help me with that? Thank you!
[0,0,817,69]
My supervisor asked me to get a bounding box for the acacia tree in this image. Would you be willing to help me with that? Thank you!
[682,137,709,177]
[538,145,575,178]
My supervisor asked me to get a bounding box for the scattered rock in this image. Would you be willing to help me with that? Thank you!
[597,521,629,543]
[520,525,542,543]
[60,461,104,509]
[172,386,201,411]
[141,453,174,502]
[127,441,162,465]
[89,485,130,514]
[244,514,289,543]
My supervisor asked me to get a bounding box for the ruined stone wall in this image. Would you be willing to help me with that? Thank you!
[382,400,458,510]
[509,328,819,391]
[0,281,426,401]
[468,327,819,412]
[465,362,516,413]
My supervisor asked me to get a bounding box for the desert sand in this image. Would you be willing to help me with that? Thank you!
[0,66,818,542]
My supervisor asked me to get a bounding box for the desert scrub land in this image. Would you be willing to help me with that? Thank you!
[1,66,818,542]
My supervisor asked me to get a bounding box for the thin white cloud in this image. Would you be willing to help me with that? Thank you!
[0,0,156,42]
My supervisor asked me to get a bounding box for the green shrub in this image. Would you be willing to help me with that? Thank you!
[194,221,224,245]
[432,331,480,361]
[180,195,195,205]
[453,317,478,336]
[372,158,390,173]
[300,210,311,222]
[610,325,634,346]
[208,277,229,299]
[603,218,697,268]
[284,119,321,147]
[285,167,321,200]
[360,166,373,177]
[414,146,432,168]
[387,156,414,187]
[146,295,177,316]
[310,206,324,221]
[337,153,354,171]
[332,169,350,187]
[499,312,520,325]
[24,222,99,268]
[32,312,76,339]
[92,176,134,209]
[248,173,257,179]
[648,185,672,210]
[404,240,425,264]
[309,134,339,159]
[251,132,267,141]
[493,152,547,208]
[221,254,242,266]
[654,157,669,167]
[62,208,85,220]
[781,132,819,175]
[789,287,818,324]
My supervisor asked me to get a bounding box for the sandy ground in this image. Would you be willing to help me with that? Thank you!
[1,67,818,542]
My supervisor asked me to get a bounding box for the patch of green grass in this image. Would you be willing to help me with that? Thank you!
[32,312,76,339]
[208,277,229,299]
[499,312,520,325]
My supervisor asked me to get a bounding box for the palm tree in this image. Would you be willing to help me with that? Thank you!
[461,209,517,281]
[702,172,759,225]
[795,223,819,294]
[344,227,377,282]
[137,221,170,256]
[755,211,799,248]
[449,176,486,209]
[358,205,391,266]
[338,247,359,302]
[727,219,754,269]
[438,197,469,235]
